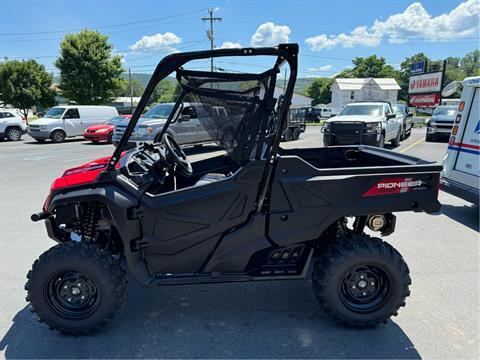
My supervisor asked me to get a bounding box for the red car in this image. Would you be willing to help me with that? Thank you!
[83,115,131,143]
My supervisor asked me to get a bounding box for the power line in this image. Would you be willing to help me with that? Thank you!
[0,9,207,36]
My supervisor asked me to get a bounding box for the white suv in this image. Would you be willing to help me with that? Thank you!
[0,110,27,141]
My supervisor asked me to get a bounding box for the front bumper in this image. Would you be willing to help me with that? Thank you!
[427,124,453,136]
[83,132,110,141]
[27,128,51,139]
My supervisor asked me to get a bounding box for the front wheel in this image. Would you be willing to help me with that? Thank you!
[25,242,127,335]
[391,128,401,146]
[6,127,22,141]
[312,234,410,328]
[292,127,301,140]
[50,129,66,143]
[377,133,385,148]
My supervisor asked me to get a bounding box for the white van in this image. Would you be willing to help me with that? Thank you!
[28,105,118,143]
[440,76,479,204]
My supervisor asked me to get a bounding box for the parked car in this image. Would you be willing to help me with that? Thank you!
[113,102,219,148]
[441,76,479,204]
[426,105,457,142]
[83,115,131,144]
[283,107,307,141]
[322,101,402,147]
[27,44,441,334]
[28,106,118,143]
[392,103,413,140]
[0,110,27,141]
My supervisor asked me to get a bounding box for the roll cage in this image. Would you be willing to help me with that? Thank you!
[106,43,298,211]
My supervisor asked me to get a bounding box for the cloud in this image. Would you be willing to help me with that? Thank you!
[305,0,480,51]
[251,22,291,46]
[220,41,242,49]
[130,32,182,53]
[307,65,332,72]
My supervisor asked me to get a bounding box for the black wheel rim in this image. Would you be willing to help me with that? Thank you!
[339,264,393,314]
[45,271,100,320]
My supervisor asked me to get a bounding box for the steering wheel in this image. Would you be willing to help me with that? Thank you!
[163,133,193,177]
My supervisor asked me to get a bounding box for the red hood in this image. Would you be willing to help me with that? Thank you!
[51,153,125,190]
[85,124,114,132]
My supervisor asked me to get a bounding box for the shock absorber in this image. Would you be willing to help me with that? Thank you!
[82,202,98,241]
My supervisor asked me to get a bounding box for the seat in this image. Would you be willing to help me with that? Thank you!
[194,173,227,187]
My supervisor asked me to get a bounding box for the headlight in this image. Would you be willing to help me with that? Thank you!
[137,126,154,137]
[96,128,109,133]
[40,125,49,131]
[365,122,380,128]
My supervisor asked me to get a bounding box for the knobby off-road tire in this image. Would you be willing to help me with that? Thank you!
[25,242,127,335]
[312,233,410,328]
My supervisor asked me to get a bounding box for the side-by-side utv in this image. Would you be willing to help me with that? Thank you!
[27,44,442,334]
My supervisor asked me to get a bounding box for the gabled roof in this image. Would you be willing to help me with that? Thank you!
[333,78,400,91]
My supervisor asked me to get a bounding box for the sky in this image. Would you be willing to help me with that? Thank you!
[0,0,478,78]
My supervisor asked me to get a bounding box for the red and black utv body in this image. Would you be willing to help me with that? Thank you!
[27,44,441,334]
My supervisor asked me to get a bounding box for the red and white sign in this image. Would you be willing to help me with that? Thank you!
[409,93,440,107]
[362,177,424,197]
[408,71,442,94]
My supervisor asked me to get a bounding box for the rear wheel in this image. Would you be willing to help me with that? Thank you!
[6,127,22,141]
[312,234,410,327]
[25,242,127,335]
[284,128,293,142]
[51,130,66,143]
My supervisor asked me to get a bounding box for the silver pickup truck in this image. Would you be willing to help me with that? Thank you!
[113,102,227,148]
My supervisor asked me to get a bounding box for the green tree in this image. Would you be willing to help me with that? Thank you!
[305,78,334,106]
[460,49,480,76]
[118,79,144,97]
[350,55,396,78]
[55,29,124,104]
[148,79,177,105]
[0,59,55,121]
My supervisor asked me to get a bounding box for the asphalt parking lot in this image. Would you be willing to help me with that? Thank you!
[0,127,478,359]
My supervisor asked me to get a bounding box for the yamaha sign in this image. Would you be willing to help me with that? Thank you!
[408,71,443,94]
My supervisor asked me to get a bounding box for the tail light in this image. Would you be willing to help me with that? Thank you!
[449,136,456,146]
[458,101,465,111]
[452,126,458,135]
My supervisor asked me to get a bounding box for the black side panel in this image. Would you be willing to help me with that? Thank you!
[268,154,441,247]
[203,215,271,273]
[140,161,265,274]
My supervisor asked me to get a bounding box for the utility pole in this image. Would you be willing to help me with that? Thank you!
[202,8,222,72]
[128,67,133,113]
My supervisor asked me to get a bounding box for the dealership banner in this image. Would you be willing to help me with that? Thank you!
[409,93,440,107]
[408,71,443,94]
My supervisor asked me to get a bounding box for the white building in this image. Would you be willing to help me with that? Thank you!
[274,86,312,107]
[330,78,400,114]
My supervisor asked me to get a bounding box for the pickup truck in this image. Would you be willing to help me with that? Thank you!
[323,101,403,147]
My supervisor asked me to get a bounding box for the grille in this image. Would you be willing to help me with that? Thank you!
[115,126,126,137]
[331,122,364,135]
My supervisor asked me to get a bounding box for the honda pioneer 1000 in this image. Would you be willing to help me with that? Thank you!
[27,44,441,334]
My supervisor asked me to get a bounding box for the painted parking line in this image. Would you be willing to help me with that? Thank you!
[400,137,425,153]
